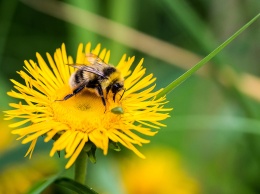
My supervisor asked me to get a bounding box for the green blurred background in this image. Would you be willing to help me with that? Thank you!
[0,0,260,193]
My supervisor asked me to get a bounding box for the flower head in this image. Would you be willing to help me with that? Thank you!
[119,147,200,194]
[5,43,171,168]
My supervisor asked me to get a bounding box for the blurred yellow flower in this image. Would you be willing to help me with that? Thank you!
[0,156,58,194]
[0,118,59,194]
[119,147,200,194]
[0,120,16,152]
[5,43,171,169]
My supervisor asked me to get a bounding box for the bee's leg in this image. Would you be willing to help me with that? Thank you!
[63,93,74,100]
[56,85,85,101]
[106,85,112,100]
[113,93,116,102]
[96,84,106,107]
[55,93,74,101]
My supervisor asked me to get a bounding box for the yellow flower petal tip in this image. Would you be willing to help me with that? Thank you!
[5,43,172,168]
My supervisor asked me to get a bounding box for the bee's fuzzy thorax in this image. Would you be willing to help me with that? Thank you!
[108,70,124,83]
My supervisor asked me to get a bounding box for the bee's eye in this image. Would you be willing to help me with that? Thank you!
[112,83,122,93]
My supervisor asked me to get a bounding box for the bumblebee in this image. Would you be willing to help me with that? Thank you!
[60,53,124,107]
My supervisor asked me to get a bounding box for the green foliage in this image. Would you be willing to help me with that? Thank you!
[1,0,259,193]
[27,173,62,194]
[55,178,99,194]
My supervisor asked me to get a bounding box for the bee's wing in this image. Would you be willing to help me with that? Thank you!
[86,53,110,68]
[67,64,106,77]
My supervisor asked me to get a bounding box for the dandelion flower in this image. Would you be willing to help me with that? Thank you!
[119,147,200,194]
[5,43,171,169]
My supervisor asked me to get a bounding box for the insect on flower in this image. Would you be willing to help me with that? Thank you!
[58,53,125,107]
[5,43,172,169]
[111,106,124,114]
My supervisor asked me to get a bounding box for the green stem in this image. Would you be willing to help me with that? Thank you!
[74,150,88,184]
[156,13,260,99]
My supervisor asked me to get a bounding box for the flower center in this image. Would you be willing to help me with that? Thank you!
[51,86,122,132]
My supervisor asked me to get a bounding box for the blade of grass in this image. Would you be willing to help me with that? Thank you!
[55,177,99,194]
[156,13,260,99]
[27,171,63,194]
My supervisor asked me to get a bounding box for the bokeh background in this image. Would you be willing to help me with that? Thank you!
[0,0,260,193]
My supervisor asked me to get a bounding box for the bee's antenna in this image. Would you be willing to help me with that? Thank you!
[119,88,126,101]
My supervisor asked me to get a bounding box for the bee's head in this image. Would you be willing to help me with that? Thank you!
[112,82,123,93]
[111,80,124,101]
